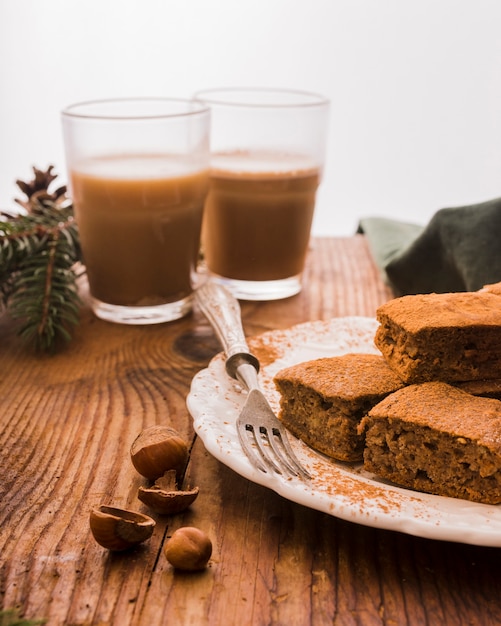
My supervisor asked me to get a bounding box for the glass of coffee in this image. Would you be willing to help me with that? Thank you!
[194,88,329,300]
[61,98,210,324]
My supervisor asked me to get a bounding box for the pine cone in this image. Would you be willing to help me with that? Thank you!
[15,165,67,213]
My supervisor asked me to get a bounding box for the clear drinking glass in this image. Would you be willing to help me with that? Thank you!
[194,88,329,301]
[61,98,210,324]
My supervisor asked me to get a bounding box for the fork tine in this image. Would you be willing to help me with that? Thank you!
[267,426,311,479]
[238,422,288,475]
[236,388,311,480]
[237,424,268,474]
[238,418,311,479]
[258,426,296,475]
[252,425,292,474]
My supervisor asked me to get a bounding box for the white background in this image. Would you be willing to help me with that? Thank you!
[1,0,501,235]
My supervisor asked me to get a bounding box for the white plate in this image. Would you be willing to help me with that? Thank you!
[187,316,501,546]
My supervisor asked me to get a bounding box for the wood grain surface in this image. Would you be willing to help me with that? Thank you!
[2,236,501,626]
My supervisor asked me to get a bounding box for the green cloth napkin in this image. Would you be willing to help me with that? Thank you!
[357,197,501,295]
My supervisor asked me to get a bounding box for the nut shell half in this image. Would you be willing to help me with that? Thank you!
[89,505,155,551]
[138,484,199,514]
[137,469,199,515]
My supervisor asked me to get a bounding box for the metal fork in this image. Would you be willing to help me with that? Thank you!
[195,280,311,480]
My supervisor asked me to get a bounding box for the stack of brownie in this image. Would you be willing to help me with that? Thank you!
[274,282,501,504]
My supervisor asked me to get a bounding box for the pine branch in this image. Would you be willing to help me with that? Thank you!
[0,167,83,352]
[0,608,47,625]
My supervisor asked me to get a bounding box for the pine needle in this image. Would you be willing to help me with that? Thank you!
[0,608,47,626]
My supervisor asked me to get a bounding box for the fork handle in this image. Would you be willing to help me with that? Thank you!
[195,281,260,381]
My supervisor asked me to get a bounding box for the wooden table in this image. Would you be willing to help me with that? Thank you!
[2,236,501,626]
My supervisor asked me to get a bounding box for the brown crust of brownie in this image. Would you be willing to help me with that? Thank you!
[362,382,501,503]
[274,353,405,462]
[375,291,501,383]
[480,281,501,297]
[455,378,501,400]
[377,292,501,331]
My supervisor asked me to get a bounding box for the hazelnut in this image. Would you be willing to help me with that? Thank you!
[164,526,212,571]
[89,505,155,551]
[138,469,199,515]
[130,425,189,480]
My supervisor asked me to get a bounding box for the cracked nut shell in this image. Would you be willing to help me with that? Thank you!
[138,469,199,514]
[89,505,155,551]
[130,425,189,480]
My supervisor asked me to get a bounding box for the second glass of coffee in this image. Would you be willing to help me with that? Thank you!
[195,88,329,301]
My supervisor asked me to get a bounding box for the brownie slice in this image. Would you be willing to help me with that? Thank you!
[274,353,405,462]
[374,291,501,384]
[362,382,501,504]
[455,378,501,400]
[481,281,501,297]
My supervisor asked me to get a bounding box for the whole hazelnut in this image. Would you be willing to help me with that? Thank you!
[130,425,189,480]
[164,526,212,571]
